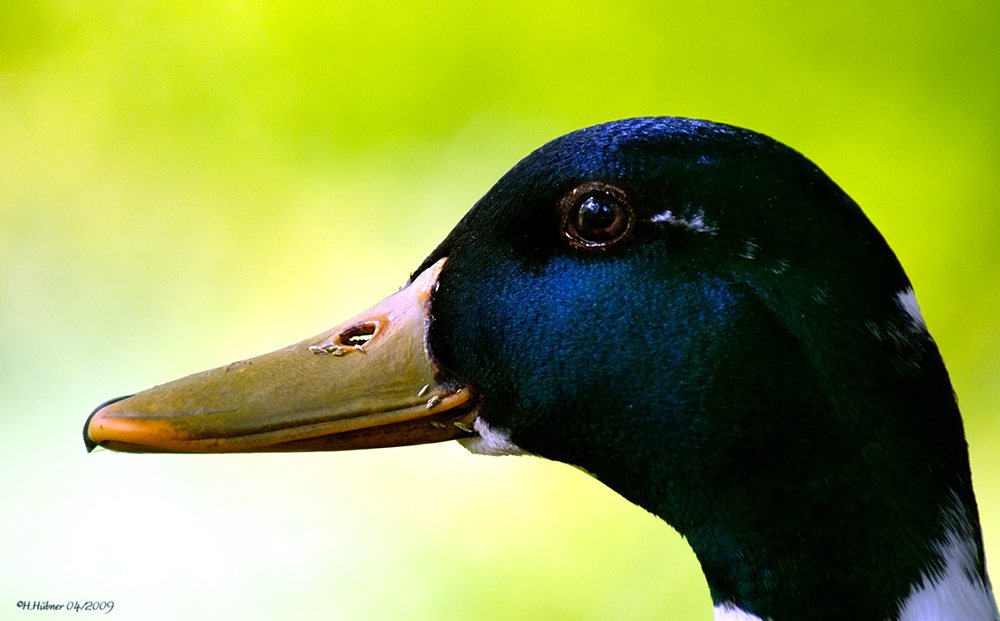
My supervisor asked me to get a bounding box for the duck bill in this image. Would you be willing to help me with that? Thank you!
[84,258,477,453]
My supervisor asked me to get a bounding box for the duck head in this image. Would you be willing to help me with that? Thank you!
[85,118,997,621]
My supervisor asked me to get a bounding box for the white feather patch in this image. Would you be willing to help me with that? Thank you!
[896,528,1000,621]
[651,208,717,234]
[896,287,928,332]
[714,603,769,621]
[458,417,529,456]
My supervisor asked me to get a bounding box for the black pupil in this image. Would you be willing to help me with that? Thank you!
[575,194,623,241]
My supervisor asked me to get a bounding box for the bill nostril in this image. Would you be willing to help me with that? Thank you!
[336,322,378,348]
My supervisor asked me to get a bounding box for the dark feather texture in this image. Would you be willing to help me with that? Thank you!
[414,118,988,619]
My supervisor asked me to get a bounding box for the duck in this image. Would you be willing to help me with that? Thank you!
[84,117,999,621]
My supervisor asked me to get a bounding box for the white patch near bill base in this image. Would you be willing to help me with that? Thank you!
[714,603,769,621]
[896,287,928,332]
[458,417,529,456]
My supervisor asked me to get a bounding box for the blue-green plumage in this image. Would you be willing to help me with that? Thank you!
[85,117,998,620]
[418,118,992,619]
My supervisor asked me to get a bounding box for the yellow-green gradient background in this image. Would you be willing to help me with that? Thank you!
[3,2,998,619]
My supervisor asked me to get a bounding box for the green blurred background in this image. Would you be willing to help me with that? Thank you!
[2,1,998,619]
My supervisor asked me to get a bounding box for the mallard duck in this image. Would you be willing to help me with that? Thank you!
[84,117,998,620]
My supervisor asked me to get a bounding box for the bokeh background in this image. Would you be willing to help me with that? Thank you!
[3,1,999,619]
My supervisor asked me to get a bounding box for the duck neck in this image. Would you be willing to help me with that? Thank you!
[646,369,999,620]
[661,283,1000,620]
[587,287,997,620]
[690,489,998,621]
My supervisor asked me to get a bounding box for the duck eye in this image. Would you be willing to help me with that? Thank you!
[573,195,626,241]
[560,183,633,248]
